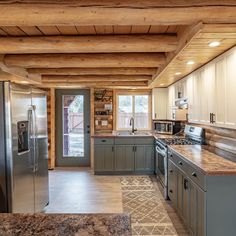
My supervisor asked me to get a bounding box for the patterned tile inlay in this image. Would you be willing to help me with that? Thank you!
[121,176,177,236]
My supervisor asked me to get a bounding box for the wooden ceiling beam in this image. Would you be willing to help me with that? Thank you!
[4,53,166,68]
[0,2,235,26]
[41,75,151,82]
[28,67,157,75]
[40,81,148,88]
[0,35,177,54]
[0,55,41,84]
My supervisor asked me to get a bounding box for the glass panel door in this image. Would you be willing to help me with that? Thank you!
[56,89,90,167]
[63,95,84,157]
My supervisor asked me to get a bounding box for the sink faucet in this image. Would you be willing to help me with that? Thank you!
[130,117,137,134]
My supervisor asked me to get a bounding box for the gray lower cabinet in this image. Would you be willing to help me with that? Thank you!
[94,137,154,174]
[168,149,236,236]
[115,145,134,172]
[94,145,114,172]
[135,145,154,173]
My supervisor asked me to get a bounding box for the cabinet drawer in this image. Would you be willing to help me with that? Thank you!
[94,138,114,145]
[187,164,206,191]
[115,137,134,145]
[169,151,188,174]
[134,138,154,145]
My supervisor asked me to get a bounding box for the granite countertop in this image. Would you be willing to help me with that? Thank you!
[170,145,236,176]
[0,213,131,236]
[92,131,181,139]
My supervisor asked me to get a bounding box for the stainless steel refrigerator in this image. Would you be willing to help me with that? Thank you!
[0,81,49,213]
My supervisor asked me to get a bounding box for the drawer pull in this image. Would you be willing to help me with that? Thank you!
[170,154,173,157]
[192,172,197,177]
[170,169,173,173]
[169,190,173,193]
[178,161,183,166]
[101,140,106,142]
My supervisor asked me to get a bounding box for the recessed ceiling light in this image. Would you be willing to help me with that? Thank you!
[20,81,29,84]
[175,72,181,75]
[187,60,195,65]
[160,83,165,86]
[208,41,221,47]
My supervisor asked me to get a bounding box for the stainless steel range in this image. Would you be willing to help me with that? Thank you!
[155,125,205,199]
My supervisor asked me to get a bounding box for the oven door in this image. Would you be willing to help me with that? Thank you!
[155,142,168,188]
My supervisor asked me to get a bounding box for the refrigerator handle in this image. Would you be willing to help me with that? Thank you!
[32,105,39,172]
[28,107,35,172]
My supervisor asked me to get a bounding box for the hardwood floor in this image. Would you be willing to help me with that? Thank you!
[46,168,189,235]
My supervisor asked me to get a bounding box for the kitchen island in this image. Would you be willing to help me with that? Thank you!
[0,213,131,236]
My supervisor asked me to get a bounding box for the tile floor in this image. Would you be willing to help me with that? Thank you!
[45,168,189,236]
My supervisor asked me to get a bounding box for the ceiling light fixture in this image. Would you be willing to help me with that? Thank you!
[187,60,195,65]
[160,83,165,86]
[20,81,29,84]
[175,72,181,75]
[208,41,221,47]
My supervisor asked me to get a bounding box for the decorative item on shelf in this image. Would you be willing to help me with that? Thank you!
[94,89,113,133]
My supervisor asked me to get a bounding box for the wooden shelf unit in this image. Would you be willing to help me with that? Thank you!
[94,89,113,133]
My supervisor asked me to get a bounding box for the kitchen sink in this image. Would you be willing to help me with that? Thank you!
[116,131,152,136]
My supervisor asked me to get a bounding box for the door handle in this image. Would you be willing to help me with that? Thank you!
[210,113,213,123]
[184,178,188,190]
[212,113,216,123]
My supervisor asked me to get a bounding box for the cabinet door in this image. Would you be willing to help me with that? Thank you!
[186,75,194,121]
[176,167,184,217]
[135,145,154,172]
[188,179,205,236]
[152,88,168,119]
[191,72,201,122]
[168,160,177,207]
[115,145,134,171]
[94,145,114,172]
[167,85,175,119]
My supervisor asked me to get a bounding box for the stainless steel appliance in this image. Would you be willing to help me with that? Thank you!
[0,81,49,213]
[155,125,205,199]
[153,120,182,135]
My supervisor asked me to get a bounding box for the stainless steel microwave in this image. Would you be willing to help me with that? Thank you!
[153,120,182,135]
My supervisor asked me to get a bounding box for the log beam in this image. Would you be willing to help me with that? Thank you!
[4,53,166,68]
[0,35,178,54]
[28,67,157,75]
[40,81,148,88]
[41,75,152,83]
[0,2,235,25]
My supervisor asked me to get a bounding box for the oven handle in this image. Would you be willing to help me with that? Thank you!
[156,146,167,157]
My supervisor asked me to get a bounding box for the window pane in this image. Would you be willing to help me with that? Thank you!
[134,95,149,129]
[117,95,133,129]
[63,95,84,157]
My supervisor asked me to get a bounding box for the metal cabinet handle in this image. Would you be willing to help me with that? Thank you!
[184,178,188,190]
[178,161,183,166]
[101,140,106,142]
[169,190,173,193]
[212,113,216,123]
[170,169,173,173]
[210,113,212,123]
[192,172,197,177]
[112,146,114,152]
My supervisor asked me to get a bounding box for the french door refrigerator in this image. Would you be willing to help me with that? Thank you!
[0,81,49,213]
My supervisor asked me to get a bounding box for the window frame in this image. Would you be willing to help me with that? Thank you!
[115,91,152,131]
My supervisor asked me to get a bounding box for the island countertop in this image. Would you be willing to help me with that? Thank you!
[170,145,236,176]
[0,213,131,236]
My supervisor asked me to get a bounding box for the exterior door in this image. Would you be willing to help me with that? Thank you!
[56,89,90,167]
[32,88,49,212]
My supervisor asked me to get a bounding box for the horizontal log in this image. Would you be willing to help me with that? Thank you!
[0,2,235,26]
[41,75,151,82]
[0,35,177,54]
[28,67,157,75]
[41,81,148,88]
[4,53,166,68]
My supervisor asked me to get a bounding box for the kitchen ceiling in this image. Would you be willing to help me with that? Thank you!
[0,1,235,88]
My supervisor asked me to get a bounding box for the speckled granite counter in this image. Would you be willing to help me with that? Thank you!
[170,145,236,175]
[0,213,131,236]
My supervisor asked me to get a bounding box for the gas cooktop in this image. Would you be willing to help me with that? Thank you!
[157,137,201,146]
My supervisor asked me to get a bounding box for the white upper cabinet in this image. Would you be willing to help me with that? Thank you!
[170,46,236,130]
[215,50,236,129]
[167,85,175,119]
[152,88,168,120]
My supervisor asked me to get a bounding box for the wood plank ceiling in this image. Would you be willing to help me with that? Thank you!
[0,1,235,88]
